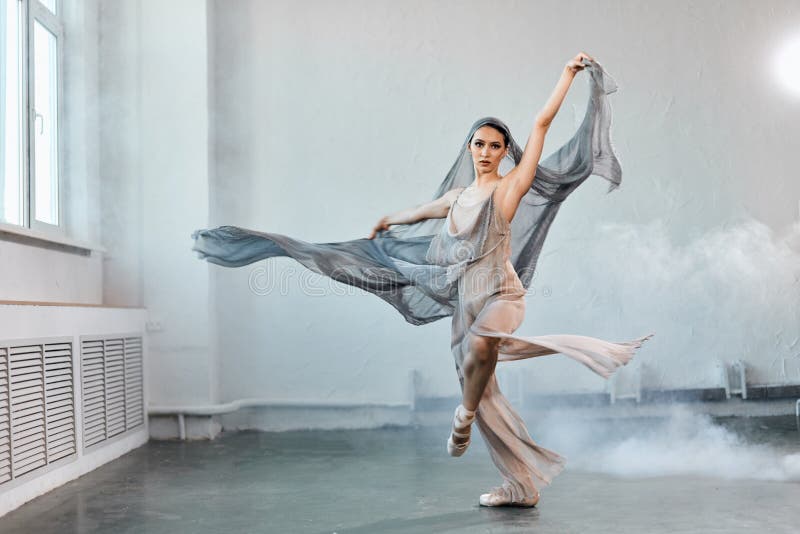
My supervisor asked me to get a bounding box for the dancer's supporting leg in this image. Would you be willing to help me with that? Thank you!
[449,333,500,451]
[462,333,500,410]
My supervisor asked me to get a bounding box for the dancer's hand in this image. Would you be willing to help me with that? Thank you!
[566,52,593,74]
[368,216,391,239]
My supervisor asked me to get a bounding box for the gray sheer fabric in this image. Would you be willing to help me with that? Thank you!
[192,58,621,326]
[192,58,654,499]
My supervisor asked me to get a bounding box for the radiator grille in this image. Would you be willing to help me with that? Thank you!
[0,333,144,489]
[0,339,76,485]
[10,344,46,478]
[124,337,144,429]
[0,347,8,484]
[80,335,145,450]
[45,343,75,463]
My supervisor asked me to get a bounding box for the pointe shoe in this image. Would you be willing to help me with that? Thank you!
[447,404,476,457]
[479,484,540,507]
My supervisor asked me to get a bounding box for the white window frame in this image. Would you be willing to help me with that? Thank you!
[7,0,65,236]
[27,0,64,235]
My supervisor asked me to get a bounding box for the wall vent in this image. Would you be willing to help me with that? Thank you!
[0,338,76,485]
[80,335,144,450]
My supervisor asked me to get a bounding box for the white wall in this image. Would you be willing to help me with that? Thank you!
[74,0,800,435]
[99,0,214,408]
[98,0,142,307]
[0,239,101,303]
[208,0,800,409]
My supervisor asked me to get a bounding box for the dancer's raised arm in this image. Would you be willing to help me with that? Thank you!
[497,52,593,222]
[368,187,465,239]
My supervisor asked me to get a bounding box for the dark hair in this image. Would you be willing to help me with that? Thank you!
[468,120,510,148]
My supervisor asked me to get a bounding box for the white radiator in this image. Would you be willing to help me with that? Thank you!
[80,335,145,450]
[0,331,146,514]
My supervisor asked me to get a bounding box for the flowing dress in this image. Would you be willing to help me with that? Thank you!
[191,59,654,500]
[429,179,651,500]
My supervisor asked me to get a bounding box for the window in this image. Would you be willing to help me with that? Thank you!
[0,0,63,234]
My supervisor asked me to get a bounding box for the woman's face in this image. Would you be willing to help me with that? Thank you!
[468,126,508,174]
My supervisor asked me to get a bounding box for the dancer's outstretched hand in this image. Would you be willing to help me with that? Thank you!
[566,52,594,74]
[368,216,391,239]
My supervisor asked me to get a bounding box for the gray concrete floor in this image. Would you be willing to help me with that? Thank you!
[1,413,799,533]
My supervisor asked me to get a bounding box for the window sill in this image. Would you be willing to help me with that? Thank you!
[0,300,142,309]
[0,221,105,255]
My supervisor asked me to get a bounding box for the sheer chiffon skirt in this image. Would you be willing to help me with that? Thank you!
[452,280,653,501]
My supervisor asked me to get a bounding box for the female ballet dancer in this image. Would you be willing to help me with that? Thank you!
[192,52,654,508]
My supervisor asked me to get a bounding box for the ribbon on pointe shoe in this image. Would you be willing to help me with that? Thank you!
[447,404,476,457]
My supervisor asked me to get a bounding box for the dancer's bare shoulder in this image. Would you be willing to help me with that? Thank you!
[433,186,467,217]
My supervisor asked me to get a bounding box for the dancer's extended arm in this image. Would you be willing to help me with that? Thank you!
[498,51,593,222]
[367,187,465,239]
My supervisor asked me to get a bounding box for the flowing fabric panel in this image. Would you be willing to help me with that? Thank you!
[193,59,622,326]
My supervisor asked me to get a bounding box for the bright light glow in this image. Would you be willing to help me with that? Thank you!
[774,34,800,96]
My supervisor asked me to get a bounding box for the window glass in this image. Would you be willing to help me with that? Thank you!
[33,20,59,225]
[0,0,24,225]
